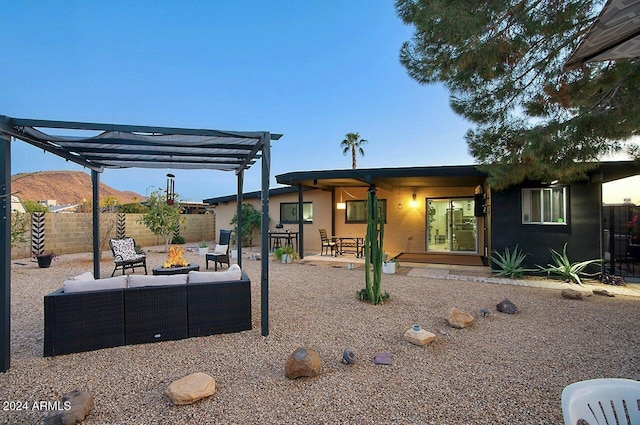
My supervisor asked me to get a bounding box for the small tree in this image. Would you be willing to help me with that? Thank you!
[22,200,49,213]
[11,212,29,248]
[230,203,261,247]
[138,189,185,252]
[79,196,121,258]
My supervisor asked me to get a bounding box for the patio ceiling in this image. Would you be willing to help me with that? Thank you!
[0,115,282,172]
[276,166,488,191]
[565,0,640,69]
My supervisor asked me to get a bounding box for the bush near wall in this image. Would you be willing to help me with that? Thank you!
[10,213,215,260]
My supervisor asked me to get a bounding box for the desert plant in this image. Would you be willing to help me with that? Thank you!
[359,186,388,304]
[199,240,208,248]
[490,245,534,278]
[539,243,601,285]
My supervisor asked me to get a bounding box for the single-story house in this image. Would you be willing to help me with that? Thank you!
[204,161,639,273]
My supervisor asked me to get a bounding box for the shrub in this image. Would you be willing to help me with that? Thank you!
[538,243,601,285]
[490,244,533,278]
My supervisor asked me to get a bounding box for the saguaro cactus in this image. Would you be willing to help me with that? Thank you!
[362,185,386,304]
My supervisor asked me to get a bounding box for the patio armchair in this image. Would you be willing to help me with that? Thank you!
[109,237,147,277]
[206,229,232,271]
[319,229,336,256]
[561,378,640,425]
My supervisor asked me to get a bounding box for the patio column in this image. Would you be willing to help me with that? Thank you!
[92,170,100,279]
[236,169,244,269]
[260,132,271,337]
[297,184,304,259]
[0,132,11,372]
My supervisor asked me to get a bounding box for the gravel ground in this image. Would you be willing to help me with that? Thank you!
[1,247,638,424]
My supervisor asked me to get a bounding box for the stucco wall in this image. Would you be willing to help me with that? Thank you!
[212,185,486,256]
[11,213,215,259]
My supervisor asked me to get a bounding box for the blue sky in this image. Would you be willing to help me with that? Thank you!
[5,1,637,204]
[2,1,475,201]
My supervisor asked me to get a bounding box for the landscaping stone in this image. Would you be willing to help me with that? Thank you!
[44,389,94,425]
[561,288,591,299]
[496,298,518,314]
[593,288,615,297]
[374,352,392,365]
[403,328,437,346]
[166,372,216,405]
[447,308,475,328]
[480,308,492,317]
[285,348,321,379]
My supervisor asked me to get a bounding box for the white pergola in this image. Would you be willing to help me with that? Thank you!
[0,115,281,372]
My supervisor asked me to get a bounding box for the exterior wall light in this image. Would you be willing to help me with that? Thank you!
[336,187,346,210]
[411,192,418,208]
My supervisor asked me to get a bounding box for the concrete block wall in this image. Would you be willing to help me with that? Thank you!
[10,213,215,259]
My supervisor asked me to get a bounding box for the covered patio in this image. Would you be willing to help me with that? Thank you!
[0,115,281,372]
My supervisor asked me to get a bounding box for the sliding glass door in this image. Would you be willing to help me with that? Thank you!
[427,198,477,253]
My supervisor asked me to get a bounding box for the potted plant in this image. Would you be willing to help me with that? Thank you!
[383,258,398,274]
[35,252,56,268]
[198,241,208,255]
[274,245,296,263]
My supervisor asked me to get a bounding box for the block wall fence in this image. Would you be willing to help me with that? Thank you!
[11,213,216,260]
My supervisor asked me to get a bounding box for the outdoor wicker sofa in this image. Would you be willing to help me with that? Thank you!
[43,266,251,357]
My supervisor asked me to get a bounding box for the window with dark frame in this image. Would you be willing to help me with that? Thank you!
[345,199,387,223]
[521,187,567,224]
[280,202,313,224]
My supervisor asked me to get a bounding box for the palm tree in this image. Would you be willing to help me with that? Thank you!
[340,132,367,169]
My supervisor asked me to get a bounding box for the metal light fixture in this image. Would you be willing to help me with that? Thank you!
[410,192,418,208]
[166,173,175,205]
[336,187,346,210]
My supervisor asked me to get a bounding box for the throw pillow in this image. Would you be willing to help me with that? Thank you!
[188,264,242,283]
[213,244,228,255]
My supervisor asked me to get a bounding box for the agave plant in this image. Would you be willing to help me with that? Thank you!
[539,243,601,285]
[490,245,533,278]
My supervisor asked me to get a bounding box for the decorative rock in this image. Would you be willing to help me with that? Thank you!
[342,349,356,364]
[593,288,615,297]
[447,308,475,329]
[374,352,392,365]
[44,390,94,425]
[480,308,492,317]
[285,348,322,379]
[561,288,590,299]
[496,298,518,314]
[166,372,216,405]
[403,328,437,346]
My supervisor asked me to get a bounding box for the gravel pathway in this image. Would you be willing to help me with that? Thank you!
[1,248,638,424]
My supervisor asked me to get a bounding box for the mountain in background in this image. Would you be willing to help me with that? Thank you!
[11,170,144,205]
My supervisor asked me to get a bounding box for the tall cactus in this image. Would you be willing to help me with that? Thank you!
[363,185,385,304]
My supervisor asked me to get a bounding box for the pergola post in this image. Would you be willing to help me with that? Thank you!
[297,184,304,259]
[92,170,101,279]
[0,133,11,372]
[260,133,271,336]
[236,169,244,269]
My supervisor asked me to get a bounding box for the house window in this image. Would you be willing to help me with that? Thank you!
[280,202,313,224]
[345,199,387,223]
[522,187,567,224]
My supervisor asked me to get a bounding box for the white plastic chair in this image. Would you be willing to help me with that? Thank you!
[562,378,640,425]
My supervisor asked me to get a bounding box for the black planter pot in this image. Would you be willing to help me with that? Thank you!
[36,255,53,268]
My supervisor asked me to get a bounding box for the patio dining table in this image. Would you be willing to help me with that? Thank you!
[335,236,364,257]
[268,231,298,251]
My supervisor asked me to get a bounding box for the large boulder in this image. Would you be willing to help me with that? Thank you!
[44,390,94,425]
[166,372,216,405]
[447,308,475,329]
[285,348,322,379]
